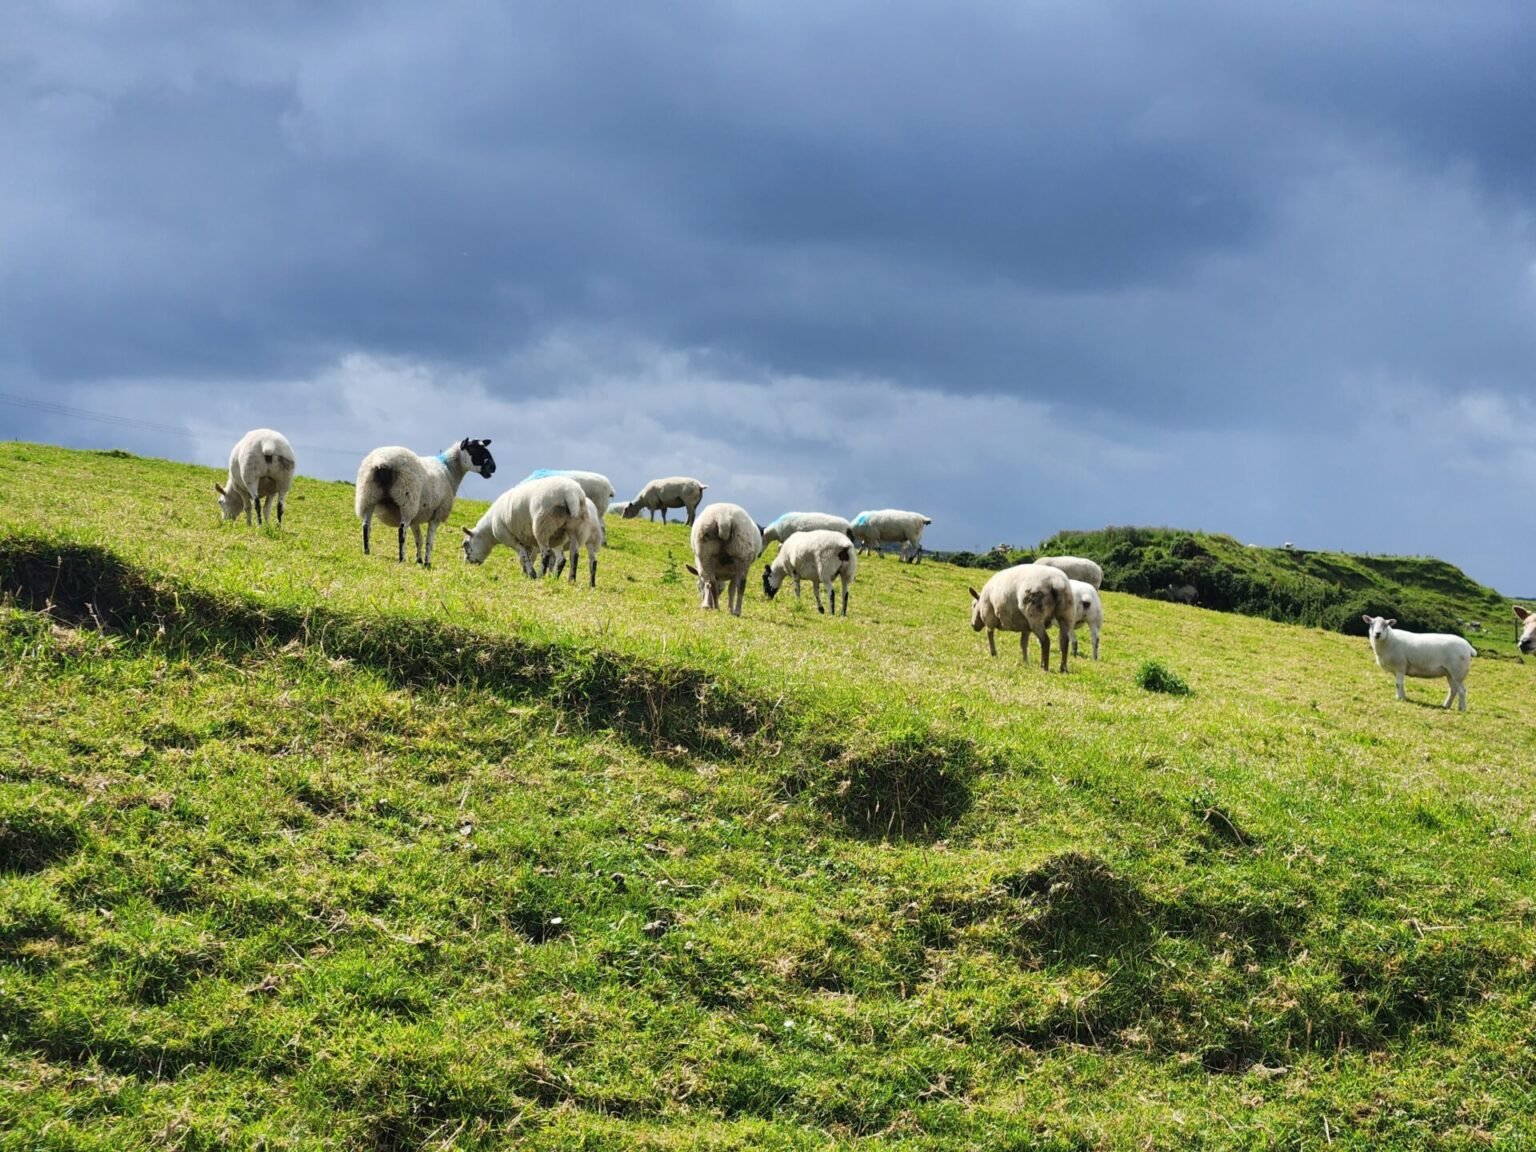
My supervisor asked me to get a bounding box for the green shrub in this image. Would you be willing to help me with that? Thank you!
[1136,660,1191,696]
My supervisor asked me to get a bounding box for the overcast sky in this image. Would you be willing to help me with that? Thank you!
[4,2,1535,591]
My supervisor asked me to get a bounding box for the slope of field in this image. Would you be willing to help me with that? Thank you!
[2,442,1535,1150]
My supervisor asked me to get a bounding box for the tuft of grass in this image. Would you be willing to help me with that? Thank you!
[1135,658,1191,695]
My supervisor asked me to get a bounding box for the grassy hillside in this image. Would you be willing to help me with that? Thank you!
[2,441,1536,1150]
[964,527,1513,639]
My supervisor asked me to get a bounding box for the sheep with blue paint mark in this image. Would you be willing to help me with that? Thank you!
[518,469,616,518]
[355,437,496,566]
[847,509,931,562]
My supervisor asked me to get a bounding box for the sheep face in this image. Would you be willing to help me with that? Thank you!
[462,526,494,564]
[1363,615,1397,642]
[456,438,497,479]
[1516,606,1536,654]
[969,587,986,632]
[762,566,785,600]
[213,482,244,521]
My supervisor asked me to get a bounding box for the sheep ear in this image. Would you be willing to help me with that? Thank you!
[214,482,226,496]
[462,526,473,537]
[969,587,980,600]
[1385,619,1396,628]
[1515,606,1531,622]
[1361,615,1372,626]
[685,564,700,576]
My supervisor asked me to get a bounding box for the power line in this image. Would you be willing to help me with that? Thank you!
[0,391,371,459]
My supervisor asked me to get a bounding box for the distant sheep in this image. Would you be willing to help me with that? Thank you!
[462,475,598,585]
[215,428,296,527]
[623,477,708,525]
[762,529,857,616]
[1068,579,1103,660]
[761,511,854,547]
[518,469,615,517]
[1517,606,1536,655]
[969,563,1074,672]
[355,437,496,565]
[847,509,931,563]
[687,502,763,615]
[1362,615,1475,711]
[1035,555,1103,589]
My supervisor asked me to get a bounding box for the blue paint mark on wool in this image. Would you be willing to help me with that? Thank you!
[851,512,870,527]
[521,469,567,483]
[435,451,451,465]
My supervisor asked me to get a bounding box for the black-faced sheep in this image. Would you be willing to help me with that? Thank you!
[355,437,495,566]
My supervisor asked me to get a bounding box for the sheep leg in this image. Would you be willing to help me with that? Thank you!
[362,512,372,554]
[588,553,597,588]
[840,576,849,616]
[1037,628,1052,672]
[413,523,428,565]
[1091,625,1100,660]
[1057,622,1070,672]
[1070,628,1079,657]
[987,629,997,657]
[686,503,697,526]
[277,495,285,526]
[244,495,254,526]
[566,543,578,583]
[732,575,746,616]
[423,522,438,568]
[813,581,825,614]
[1394,672,1407,701]
[396,522,407,563]
[660,507,670,524]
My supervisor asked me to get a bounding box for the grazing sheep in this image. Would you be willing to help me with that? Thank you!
[969,563,1074,672]
[686,502,763,615]
[518,469,615,517]
[1035,555,1104,590]
[355,437,496,566]
[215,428,296,527]
[623,477,708,525]
[1516,606,1536,654]
[847,509,931,563]
[1164,583,1201,606]
[539,497,605,587]
[1068,579,1103,660]
[762,529,857,616]
[761,512,854,547]
[1362,615,1475,711]
[462,475,596,585]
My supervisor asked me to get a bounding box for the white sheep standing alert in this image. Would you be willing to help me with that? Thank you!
[1036,555,1104,590]
[355,437,496,566]
[761,512,854,546]
[762,529,857,616]
[1514,605,1536,655]
[1362,615,1475,711]
[687,502,763,615]
[969,563,1075,672]
[1068,578,1104,660]
[462,476,599,586]
[215,428,296,526]
[623,477,708,525]
[847,509,932,562]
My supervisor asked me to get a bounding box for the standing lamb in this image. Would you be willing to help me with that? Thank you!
[1362,615,1475,711]
[969,563,1075,672]
[1515,606,1536,655]
[1067,579,1104,660]
[461,475,598,585]
[762,529,857,616]
[518,469,616,517]
[847,510,932,562]
[355,437,496,566]
[215,428,296,527]
[1035,555,1104,589]
[623,477,708,525]
[761,512,855,547]
[686,502,763,615]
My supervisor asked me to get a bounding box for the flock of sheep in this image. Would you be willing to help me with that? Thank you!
[213,427,1523,706]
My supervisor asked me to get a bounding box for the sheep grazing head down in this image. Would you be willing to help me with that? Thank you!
[461,526,493,564]
[1516,606,1536,654]
[762,566,785,600]
[454,438,497,479]
[213,482,243,522]
[968,586,986,632]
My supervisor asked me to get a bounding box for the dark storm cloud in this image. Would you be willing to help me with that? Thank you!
[3,2,1536,588]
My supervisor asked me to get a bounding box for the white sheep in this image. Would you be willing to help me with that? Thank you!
[623,477,709,525]
[1068,579,1104,660]
[539,497,606,587]
[686,502,763,615]
[518,469,615,517]
[462,475,597,585]
[1036,555,1104,589]
[762,529,857,616]
[1362,615,1475,711]
[1515,606,1536,655]
[761,512,854,546]
[847,509,932,562]
[214,428,296,527]
[355,437,496,566]
[969,563,1074,672]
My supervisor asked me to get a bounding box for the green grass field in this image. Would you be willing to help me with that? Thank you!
[3,441,1535,1150]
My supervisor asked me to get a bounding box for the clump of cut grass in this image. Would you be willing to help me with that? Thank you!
[1135,659,1191,695]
